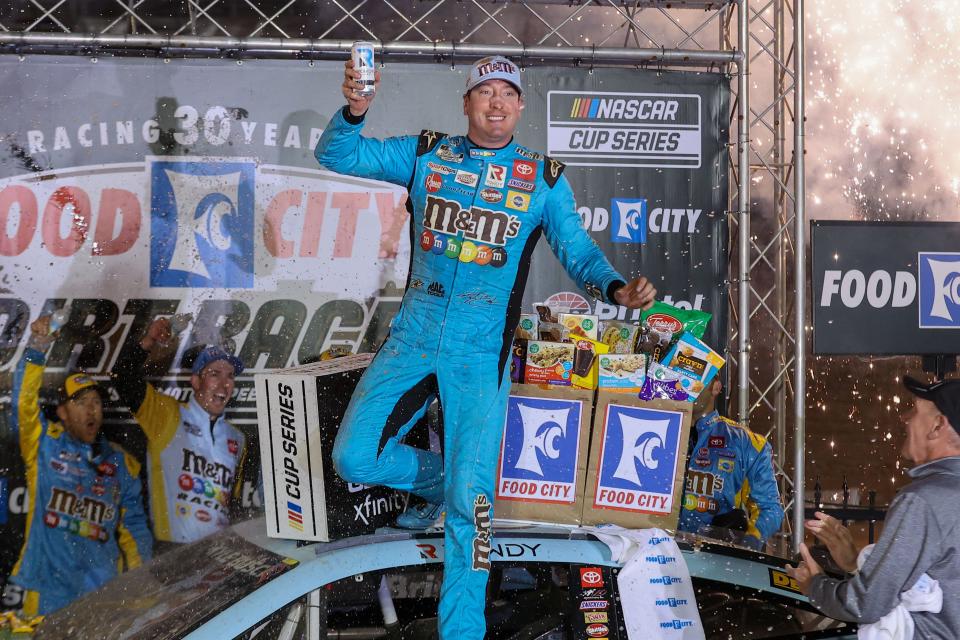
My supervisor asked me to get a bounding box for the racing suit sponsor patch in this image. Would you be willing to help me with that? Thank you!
[454,170,479,187]
[471,494,492,571]
[485,164,507,188]
[436,144,463,163]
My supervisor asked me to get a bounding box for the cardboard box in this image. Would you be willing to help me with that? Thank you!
[570,336,609,390]
[559,313,599,340]
[598,354,647,393]
[255,354,408,542]
[582,394,692,530]
[525,341,574,386]
[494,385,594,525]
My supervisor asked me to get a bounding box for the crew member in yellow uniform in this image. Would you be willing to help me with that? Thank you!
[112,317,246,545]
[11,315,151,615]
[679,378,783,549]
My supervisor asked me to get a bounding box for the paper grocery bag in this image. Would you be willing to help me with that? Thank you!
[581,393,692,530]
[493,384,594,525]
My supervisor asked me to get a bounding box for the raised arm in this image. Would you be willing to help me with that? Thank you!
[11,316,54,466]
[314,61,419,187]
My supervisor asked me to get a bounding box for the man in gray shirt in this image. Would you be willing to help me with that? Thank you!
[788,376,960,638]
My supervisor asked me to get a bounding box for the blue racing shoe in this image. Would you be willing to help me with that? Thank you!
[395,500,445,530]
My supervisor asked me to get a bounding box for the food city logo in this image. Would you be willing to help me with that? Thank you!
[645,554,678,565]
[919,252,960,328]
[655,597,689,607]
[546,91,702,168]
[610,198,647,244]
[593,405,683,514]
[151,160,255,288]
[579,201,704,241]
[818,251,960,328]
[661,620,695,630]
[0,158,410,287]
[496,396,584,504]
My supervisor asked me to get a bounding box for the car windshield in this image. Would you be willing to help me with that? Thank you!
[33,527,298,640]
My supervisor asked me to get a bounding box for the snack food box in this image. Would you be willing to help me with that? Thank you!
[597,353,647,392]
[661,331,725,400]
[570,336,609,390]
[599,321,639,354]
[525,341,574,386]
[510,339,528,383]
[559,313,599,340]
[516,314,539,340]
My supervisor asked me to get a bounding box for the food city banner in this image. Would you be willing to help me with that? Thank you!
[812,221,960,355]
[0,56,728,594]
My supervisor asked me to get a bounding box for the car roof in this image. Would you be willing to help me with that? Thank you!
[184,519,820,640]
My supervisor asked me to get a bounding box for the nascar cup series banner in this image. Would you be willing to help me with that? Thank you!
[812,221,960,354]
[0,56,728,591]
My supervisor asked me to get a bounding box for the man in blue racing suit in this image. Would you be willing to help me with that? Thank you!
[679,378,784,548]
[10,315,152,616]
[315,55,657,638]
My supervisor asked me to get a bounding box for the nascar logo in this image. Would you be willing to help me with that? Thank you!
[568,96,680,121]
[287,500,304,531]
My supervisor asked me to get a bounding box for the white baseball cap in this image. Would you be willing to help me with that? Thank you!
[466,56,522,95]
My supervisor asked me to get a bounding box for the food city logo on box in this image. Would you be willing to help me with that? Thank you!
[497,396,583,504]
[594,405,683,514]
[546,91,702,168]
[818,251,960,329]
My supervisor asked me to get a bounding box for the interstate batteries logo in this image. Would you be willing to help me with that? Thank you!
[547,92,702,168]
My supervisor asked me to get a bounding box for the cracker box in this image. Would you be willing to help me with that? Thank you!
[559,313,599,340]
[598,353,647,393]
[581,394,692,530]
[525,341,574,386]
[570,336,609,390]
[494,385,594,525]
[516,314,539,340]
[661,331,725,400]
[255,354,409,542]
[599,321,640,354]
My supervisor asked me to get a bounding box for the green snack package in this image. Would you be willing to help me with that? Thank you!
[637,301,712,361]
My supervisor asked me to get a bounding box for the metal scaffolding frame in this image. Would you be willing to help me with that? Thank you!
[0,0,806,549]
